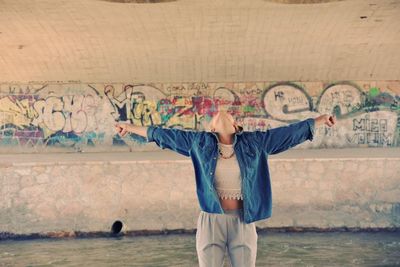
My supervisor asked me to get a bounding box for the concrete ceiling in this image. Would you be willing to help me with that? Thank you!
[0,0,399,83]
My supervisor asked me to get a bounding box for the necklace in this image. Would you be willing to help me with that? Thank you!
[218,143,235,159]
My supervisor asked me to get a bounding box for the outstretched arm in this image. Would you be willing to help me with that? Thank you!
[254,114,336,155]
[115,123,197,157]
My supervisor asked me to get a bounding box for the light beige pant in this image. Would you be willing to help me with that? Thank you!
[196,209,258,267]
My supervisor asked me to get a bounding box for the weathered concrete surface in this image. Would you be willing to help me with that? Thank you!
[1,148,399,235]
[1,0,399,82]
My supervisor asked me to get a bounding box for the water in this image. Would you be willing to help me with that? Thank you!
[0,232,399,266]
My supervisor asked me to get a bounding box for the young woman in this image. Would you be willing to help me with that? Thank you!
[115,111,336,267]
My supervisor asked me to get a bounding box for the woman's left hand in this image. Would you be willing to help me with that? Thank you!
[315,114,337,127]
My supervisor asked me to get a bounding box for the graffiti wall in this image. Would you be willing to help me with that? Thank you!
[0,81,399,153]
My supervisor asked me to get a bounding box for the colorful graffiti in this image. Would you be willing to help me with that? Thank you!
[0,81,399,152]
[0,84,105,149]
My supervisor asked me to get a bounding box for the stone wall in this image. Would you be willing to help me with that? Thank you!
[1,80,399,153]
[1,148,399,235]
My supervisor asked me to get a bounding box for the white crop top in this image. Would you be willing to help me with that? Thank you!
[214,143,243,200]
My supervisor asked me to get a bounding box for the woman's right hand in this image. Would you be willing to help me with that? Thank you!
[115,123,131,137]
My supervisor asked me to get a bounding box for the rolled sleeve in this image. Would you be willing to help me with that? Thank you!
[146,125,157,143]
[306,118,316,142]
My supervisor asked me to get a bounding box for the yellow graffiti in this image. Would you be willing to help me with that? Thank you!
[165,115,197,129]
[129,100,162,126]
[0,97,37,128]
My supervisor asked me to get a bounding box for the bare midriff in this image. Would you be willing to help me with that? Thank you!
[219,197,243,211]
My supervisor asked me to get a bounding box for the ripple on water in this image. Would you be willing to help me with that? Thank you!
[0,232,399,266]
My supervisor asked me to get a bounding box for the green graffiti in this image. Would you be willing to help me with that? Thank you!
[369,87,380,97]
[243,105,255,113]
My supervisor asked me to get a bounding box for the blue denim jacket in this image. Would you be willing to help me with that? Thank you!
[146,118,315,224]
